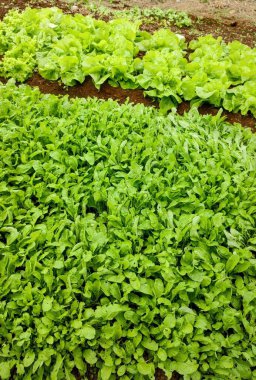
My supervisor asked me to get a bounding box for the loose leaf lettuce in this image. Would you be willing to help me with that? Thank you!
[0,8,256,116]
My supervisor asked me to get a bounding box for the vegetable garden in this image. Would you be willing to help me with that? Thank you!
[0,1,255,380]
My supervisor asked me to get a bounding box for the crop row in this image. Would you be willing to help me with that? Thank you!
[84,4,192,28]
[0,7,256,116]
[0,81,256,379]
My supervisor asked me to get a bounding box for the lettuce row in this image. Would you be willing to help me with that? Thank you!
[183,36,256,116]
[0,7,256,117]
[0,81,256,379]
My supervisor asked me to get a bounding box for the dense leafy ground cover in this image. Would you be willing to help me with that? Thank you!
[0,7,256,117]
[84,4,192,28]
[0,81,256,379]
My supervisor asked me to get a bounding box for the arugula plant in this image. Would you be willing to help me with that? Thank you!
[0,81,256,379]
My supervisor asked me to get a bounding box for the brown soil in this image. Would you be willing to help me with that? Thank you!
[108,0,256,23]
[107,0,256,47]
[28,74,157,107]
[170,15,256,48]
[1,73,255,131]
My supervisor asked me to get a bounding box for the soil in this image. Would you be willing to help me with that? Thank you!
[0,0,256,378]
[1,73,255,131]
[111,0,256,24]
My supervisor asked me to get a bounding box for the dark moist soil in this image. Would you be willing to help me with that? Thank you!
[1,72,255,131]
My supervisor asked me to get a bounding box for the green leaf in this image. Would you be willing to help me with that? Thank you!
[79,325,96,340]
[1,227,20,245]
[42,296,53,312]
[175,361,199,375]
[141,338,158,351]
[117,365,126,376]
[137,361,155,376]
[218,356,234,369]
[83,349,97,365]
[100,365,113,380]
[51,354,63,380]
[0,362,12,379]
[53,260,64,269]
[159,96,175,115]
[73,348,85,372]
[23,351,36,367]
[226,255,240,272]
[157,348,167,362]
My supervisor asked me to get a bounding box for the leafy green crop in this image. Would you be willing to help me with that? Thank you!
[0,81,256,379]
[183,36,256,116]
[85,4,192,28]
[0,8,256,117]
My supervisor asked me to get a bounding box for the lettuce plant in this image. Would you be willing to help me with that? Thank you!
[0,8,256,117]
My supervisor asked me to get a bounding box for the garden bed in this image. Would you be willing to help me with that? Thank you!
[0,0,255,130]
[0,1,255,380]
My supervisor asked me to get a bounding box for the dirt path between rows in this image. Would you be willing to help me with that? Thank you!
[1,73,255,131]
[122,0,256,24]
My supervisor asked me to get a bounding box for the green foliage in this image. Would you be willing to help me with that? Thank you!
[0,8,256,116]
[85,4,192,28]
[183,36,256,116]
[0,81,256,379]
